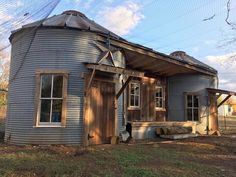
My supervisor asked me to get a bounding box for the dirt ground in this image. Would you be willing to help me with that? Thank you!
[0,135,235,177]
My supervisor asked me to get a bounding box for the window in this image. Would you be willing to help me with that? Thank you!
[129,82,140,108]
[186,94,199,121]
[155,86,164,108]
[35,70,68,127]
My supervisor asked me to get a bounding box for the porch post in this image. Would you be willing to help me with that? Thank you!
[114,97,119,136]
[208,92,219,131]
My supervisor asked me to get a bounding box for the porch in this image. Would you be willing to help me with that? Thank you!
[83,36,218,145]
[127,121,197,139]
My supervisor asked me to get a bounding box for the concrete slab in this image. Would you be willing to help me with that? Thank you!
[160,133,198,140]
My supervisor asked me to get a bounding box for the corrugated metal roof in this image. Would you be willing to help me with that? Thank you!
[22,10,122,40]
[11,10,217,75]
[170,51,217,72]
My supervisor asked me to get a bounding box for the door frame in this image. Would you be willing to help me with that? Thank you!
[83,74,116,146]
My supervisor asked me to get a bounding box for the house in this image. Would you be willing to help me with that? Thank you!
[218,96,236,117]
[4,10,231,145]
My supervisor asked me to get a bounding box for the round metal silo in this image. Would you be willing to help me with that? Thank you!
[5,11,125,145]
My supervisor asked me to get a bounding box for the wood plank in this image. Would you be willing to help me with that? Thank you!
[116,76,132,99]
[85,63,144,77]
[97,51,109,64]
[114,97,118,136]
[149,81,155,121]
[109,51,115,66]
[153,65,180,73]
[84,78,116,145]
[141,79,149,121]
[61,73,68,127]
[132,59,157,69]
[35,69,69,74]
[208,93,218,131]
[138,61,168,71]
[218,95,231,108]
[86,67,96,95]
[207,88,236,96]
[83,76,89,146]
[33,73,41,127]
[96,35,217,76]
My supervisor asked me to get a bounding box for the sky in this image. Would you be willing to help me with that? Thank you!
[1,0,236,90]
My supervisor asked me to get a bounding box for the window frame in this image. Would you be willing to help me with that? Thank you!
[185,93,200,122]
[128,81,141,109]
[34,69,69,127]
[155,86,165,110]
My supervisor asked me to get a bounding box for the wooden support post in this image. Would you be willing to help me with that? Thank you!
[114,98,119,136]
[83,77,89,146]
[85,67,96,95]
[85,63,144,77]
[109,51,116,66]
[208,93,218,131]
[217,95,231,108]
[98,51,109,64]
[116,76,132,99]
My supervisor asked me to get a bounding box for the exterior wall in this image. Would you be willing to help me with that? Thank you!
[218,105,233,116]
[127,76,167,122]
[5,28,125,145]
[167,74,217,134]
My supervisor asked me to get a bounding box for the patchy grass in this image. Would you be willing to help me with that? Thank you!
[0,136,235,177]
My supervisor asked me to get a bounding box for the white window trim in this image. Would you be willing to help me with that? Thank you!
[38,75,63,126]
[155,86,165,109]
[128,81,141,109]
[185,94,200,121]
[34,69,69,128]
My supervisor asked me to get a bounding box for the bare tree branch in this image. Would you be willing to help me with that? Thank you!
[203,14,215,21]
[226,0,236,29]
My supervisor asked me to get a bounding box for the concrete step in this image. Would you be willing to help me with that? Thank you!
[160,133,198,140]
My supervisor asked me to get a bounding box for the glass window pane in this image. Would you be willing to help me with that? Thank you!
[40,99,51,122]
[130,95,134,106]
[156,98,159,107]
[134,84,139,95]
[155,92,159,98]
[193,96,199,108]
[160,98,163,107]
[187,108,192,121]
[135,96,139,106]
[159,88,162,97]
[193,109,199,121]
[41,75,52,98]
[187,95,192,107]
[53,75,63,98]
[130,84,135,94]
[51,99,62,122]
[156,98,163,108]
[156,88,161,97]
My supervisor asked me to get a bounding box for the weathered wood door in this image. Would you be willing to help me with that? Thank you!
[85,79,115,145]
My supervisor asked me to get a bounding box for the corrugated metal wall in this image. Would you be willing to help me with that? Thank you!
[167,74,217,134]
[5,28,125,145]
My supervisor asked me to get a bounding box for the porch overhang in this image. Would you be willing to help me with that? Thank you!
[207,88,236,108]
[96,34,217,77]
[85,63,144,77]
[123,49,216,77]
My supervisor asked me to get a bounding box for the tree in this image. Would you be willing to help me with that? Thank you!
[0,47,9,107]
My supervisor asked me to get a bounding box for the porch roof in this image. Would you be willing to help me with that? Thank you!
[85,63,144,77]
[97,35,217,77]
[207,88,236,96]
[207,88,236,108]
